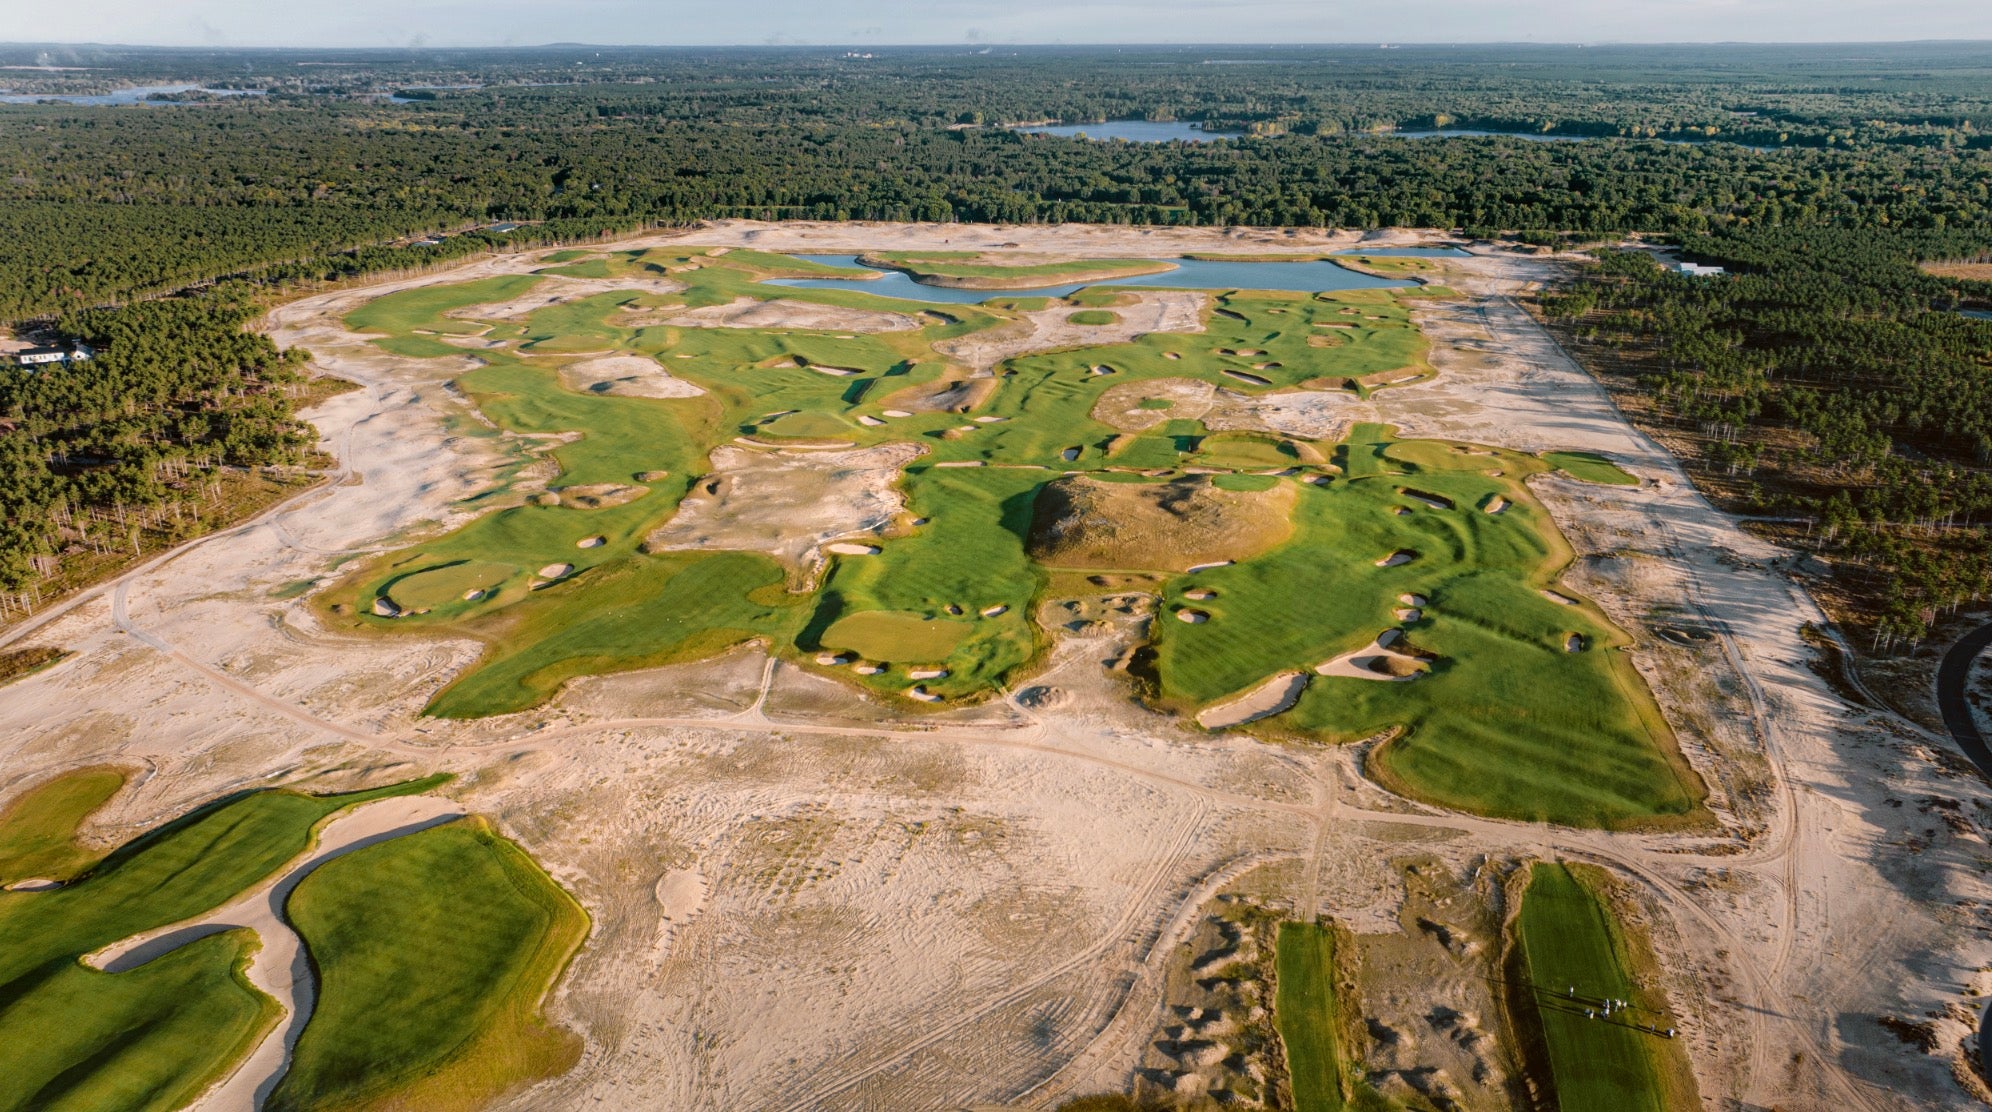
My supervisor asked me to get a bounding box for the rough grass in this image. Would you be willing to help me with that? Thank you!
[0,776,445,1112]
[1542,450,1639,486]
[0,766,127,884]
[1273,921,1345,1111]
[1509,863,1698,1112]
[270,817,588,1112]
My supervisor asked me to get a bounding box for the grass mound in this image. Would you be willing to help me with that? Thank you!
[0,766,126,885]
[1069,309,1120,326]
[270,817,587,1112]
[1028,474,1296,572]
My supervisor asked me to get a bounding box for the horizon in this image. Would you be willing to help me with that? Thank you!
[2,0,1989,52]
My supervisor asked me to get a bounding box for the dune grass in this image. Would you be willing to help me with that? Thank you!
[0,776,445,1112]
[1508,863,1697,1112]
[270,817,587,1112]
[1273,921,1346,1111]
[0,766,127,885]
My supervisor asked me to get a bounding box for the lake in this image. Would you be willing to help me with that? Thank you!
[1962,310,1992,322]
[1012,120,1243,143]
[0,85,264,105]
[763,254,1410,304]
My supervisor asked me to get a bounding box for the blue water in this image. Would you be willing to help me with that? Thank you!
[0,84,264,105]
[763,254,1410,304]
[1334,246,1472,257]
[1013,120,1243,143]
[1962,309,1992,322]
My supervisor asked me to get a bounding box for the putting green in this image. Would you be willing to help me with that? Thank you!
[819,610,972,662]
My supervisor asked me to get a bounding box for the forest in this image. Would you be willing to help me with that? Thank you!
[1,43,1990,643]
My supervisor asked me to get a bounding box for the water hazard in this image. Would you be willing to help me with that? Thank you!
[763,254,1411,304]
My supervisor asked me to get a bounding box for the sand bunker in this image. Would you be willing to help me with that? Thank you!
[448,273,686,321]
[578,535,606,549]
[653,296,921,333]
[1542,589,1578,606]
[1485,496,1510,514]
[1316,629,1430,681]
[1376,550,1416,567]
[644,442,922,576]
[1196,671,1307,729]
[538,563,574,579]
[1400,489,1455,511]
[559,354,706,399]
[1176,609,1210,624]
[1029,474,1295,572]
[827,542,881,556]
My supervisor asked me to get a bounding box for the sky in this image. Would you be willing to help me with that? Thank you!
[5,0,1990,49]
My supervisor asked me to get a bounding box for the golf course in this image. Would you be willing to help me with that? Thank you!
[314,245,1700,828]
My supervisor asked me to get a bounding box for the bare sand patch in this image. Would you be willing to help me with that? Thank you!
[935,290,1207,372]
[650,296,922,333]
[1093,377,1360,441]
[559,354,706,399]
[1196,671,1307,729]
[644,442,922,578]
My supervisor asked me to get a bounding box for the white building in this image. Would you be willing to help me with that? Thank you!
[10,343,92,367]
[1676,261,1726,278]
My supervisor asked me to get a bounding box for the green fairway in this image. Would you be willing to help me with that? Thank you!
[1542,451,1640,486]
[0,776,444,1112]
[1273,922,1346,1111]
[1509,863,1697,1112]
[270,817,588,1112]
[0,766,126,884]
[1149,427,1701,829]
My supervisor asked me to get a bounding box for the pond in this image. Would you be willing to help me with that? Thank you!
[1012,120,1243,143]
[1962,309,1992,322]
[762,254,1411,304]
[0,85,264,105]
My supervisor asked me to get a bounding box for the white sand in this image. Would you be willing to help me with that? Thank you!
[1195,672,1307,730]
